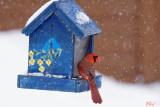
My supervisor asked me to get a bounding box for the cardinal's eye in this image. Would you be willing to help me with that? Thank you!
[93,56,98,60]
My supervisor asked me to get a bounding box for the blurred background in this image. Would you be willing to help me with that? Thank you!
[0,0,160,107]
[1,0,160,83]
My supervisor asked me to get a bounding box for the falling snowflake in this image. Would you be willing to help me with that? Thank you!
[118,12,123,16]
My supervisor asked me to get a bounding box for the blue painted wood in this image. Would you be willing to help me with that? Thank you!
[54,9,84,39]
[55,0,101,39]
[17,75,102,92]
[22,0,102,39]
[22,2,57,36]
[87,35,94,54]
[19,0,102,93]
[28,14,74,77]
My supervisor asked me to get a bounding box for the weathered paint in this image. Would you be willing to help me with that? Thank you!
[55,0,101,39]
[19,0,102,92]
[18,75,102,92]
[22,0,101,39]
[22,3,57,36]
[28,14,74,77]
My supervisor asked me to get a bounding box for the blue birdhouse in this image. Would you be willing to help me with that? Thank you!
[18,0,102,92]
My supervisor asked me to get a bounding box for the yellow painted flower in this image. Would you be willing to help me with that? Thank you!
[29,58,35,65]
[37,59,43,66]
[29,50,34,58]
[46,59,52,66]
[38,66,45,73]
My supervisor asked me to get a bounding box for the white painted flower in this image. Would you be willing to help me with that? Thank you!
[76,11,90,25]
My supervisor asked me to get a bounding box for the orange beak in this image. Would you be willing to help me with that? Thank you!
[96,57,101,61]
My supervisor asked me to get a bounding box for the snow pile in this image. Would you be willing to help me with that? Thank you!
[28,73,44,76]
[52,74,66,78]
[28,73,66,78]
[76,11,90,25]
[28,72,67,78]
[0,30,160,107]
[26,0,58,26]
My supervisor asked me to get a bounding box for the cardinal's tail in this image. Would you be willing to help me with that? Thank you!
[88,75,102,104]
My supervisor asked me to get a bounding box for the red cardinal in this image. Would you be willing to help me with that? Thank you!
[77,53,102,104]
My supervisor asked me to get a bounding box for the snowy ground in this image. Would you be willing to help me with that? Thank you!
[0,30,160,107]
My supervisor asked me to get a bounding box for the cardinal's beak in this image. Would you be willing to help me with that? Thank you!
[96,57,101,61]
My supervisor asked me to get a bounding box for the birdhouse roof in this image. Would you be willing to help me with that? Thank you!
[22,0,101,40]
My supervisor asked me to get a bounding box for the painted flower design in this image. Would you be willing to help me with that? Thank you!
[29,58,35,65]
[37,59,43,66]
[46,59,52,66]
[29,50,34,58]
[38,66,45,73]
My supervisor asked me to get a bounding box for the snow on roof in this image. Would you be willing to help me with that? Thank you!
[25,0,58,26]
[76,11,90,25]
[22,0,101,37]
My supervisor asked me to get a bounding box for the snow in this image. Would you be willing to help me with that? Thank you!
[118,12,123,16]
[28,73,44,76]
[0,30,160,107]
[28,72,66,78]
[44,74,66,78]
[1,1,4,5]
[25,0,58,26]
[76,11,90,25]
[26,1,90,26]
[52,74,66,78]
